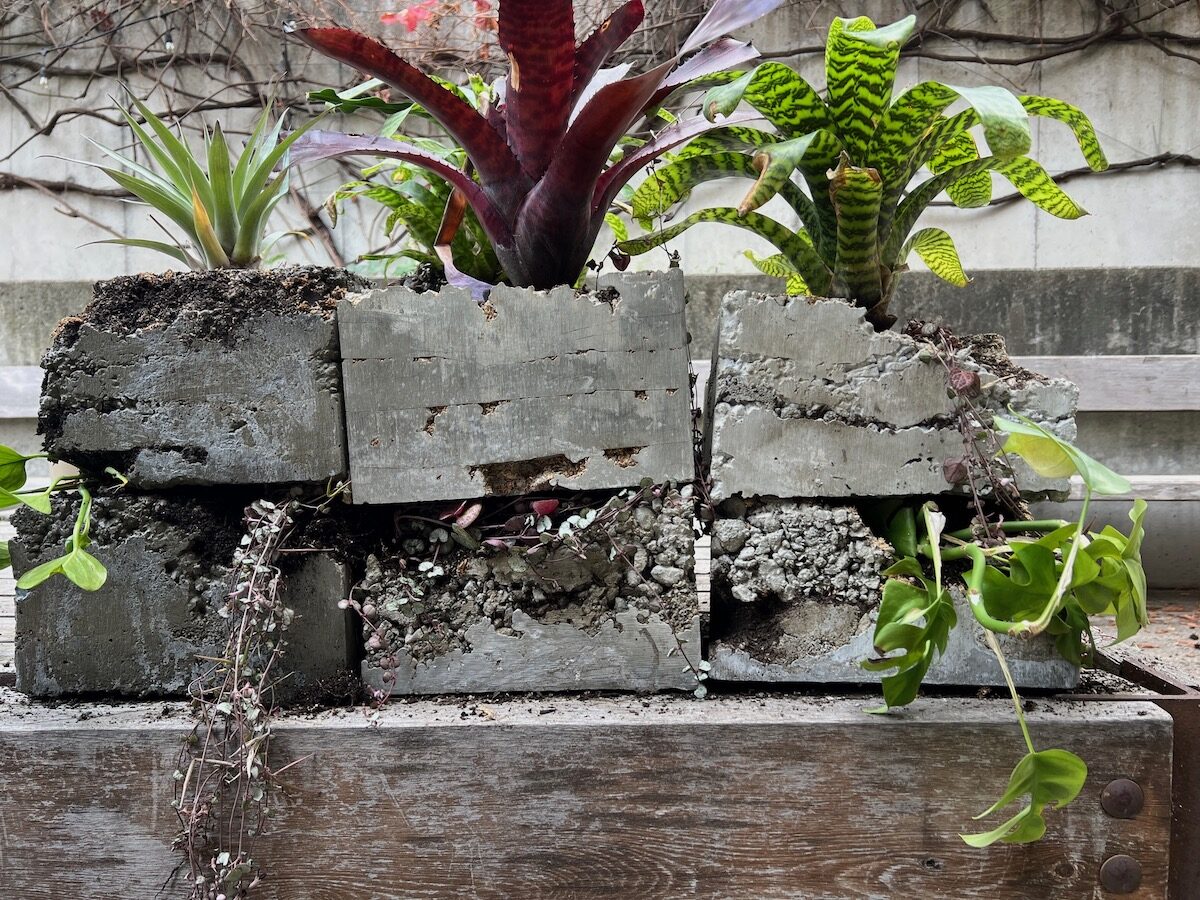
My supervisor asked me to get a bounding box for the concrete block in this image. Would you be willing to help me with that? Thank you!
[705,292,1078,500]
[707,499,1078,690]
[338,270,693,504]
[40,267,365,487]
[9,490,355,700]
[359,487,702,693]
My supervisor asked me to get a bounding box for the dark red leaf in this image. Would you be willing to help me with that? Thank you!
[288,131,514,248]
[680,0,787,54]
[572,1,644,106]
[646,38,760,111]
[530,499,560,516]
[497,0,577,178]
[297,29,526,209]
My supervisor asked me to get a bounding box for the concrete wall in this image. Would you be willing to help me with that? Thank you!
[0,2,1197,286]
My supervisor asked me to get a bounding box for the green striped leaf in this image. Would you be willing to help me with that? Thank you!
[1019,95,1108,171]
[829,155,884,305]
[632,152,821,243]
[744,250,808,294]
[676,125,777,159]
[930,133,991,208]
[604,212,628,243]
[618,207,832,294]
[994,157,1088,219]
[900,228,969,286]
[883,156,997,261]
[632,152,761,224]
[825,15,915,159]
[705,62,831,139]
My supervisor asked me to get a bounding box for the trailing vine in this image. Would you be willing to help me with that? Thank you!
[173,484,346,899]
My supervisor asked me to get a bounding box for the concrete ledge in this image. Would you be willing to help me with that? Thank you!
[0,691,1172,899]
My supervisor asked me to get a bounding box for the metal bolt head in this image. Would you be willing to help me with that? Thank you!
[1099,855,1142,894]
[1101,778,1145,818]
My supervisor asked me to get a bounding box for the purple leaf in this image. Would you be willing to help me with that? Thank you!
[298,29,526,210]
[647,38,761,110]
[497,0,577,178]
[680,0,787,55]
[573,1,645,104]
[531,499,560,516]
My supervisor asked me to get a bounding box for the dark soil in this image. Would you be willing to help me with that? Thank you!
[63,266,370,344]
[902,320,1047,383]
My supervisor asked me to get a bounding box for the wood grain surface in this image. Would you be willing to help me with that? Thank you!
[0,692,1172,899]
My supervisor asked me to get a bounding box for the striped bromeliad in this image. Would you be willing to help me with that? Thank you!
[619,15,1109,329]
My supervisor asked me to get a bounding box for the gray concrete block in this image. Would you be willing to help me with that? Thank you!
[359,487,702,693]
[9,490,355,699]
[338,270,693,504]
[707,499,1078,690]
[40,268,364,487]
[705,293,1078,500]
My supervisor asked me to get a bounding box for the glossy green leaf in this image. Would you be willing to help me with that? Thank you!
[0,541,10,571]
[15,555,67,590]
[994,414,1131,495]
[736,133,827,216]
[962,749,1087,847]
[899,228,969,286]
[206,123,238,251]
[0,445,32,492]
[62,548,107,591]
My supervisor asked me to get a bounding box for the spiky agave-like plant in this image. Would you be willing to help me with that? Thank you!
[618,15,1109,328]
[289,0,785,292]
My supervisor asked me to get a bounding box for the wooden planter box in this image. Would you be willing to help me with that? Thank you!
[0,690,1174,898]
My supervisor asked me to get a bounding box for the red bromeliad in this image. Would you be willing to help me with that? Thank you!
[291,0,783,293]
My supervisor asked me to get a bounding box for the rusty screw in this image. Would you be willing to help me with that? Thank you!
[1101,779,1144,818]
[1099,855,1142,894]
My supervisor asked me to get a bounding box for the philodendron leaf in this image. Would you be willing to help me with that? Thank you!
[62,548,108,591]
[0,445,33,492]
[0,484,52,514]
[863,557,956,710]
[995,414,1131,495]
[899,228,969,286]
[962,748,1087,847]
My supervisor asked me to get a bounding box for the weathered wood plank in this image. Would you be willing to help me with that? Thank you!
[1068,474,1200,502]
[0,693,1171,899]
[1018,355,1200,412]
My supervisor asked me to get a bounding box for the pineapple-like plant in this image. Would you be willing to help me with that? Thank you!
[290,0,785,292]
[619,14,1108,328]
[87,98,321,269]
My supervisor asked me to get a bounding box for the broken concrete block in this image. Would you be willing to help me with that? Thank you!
[705,293,1078,500]
[9,490,355,700]
[338,270,693,504]
[707,499,1078,689]
[358,486,702,693]
[40,267,365,487]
